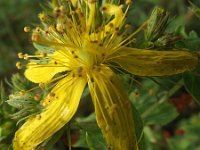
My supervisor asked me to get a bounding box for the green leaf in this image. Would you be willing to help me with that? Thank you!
[142,102,178,125]
[73,114,106,150]
[176,29,200,51]
[86,130,106,150]
[132,104,145,150]
[183,71,200,105]
[189,2,200,20]
[0,82,6,106]
[130,79,179,126]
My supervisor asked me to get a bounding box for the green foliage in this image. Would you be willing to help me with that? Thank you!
[183,70,200,105]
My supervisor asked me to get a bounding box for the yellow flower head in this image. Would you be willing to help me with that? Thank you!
[14,0,199,150]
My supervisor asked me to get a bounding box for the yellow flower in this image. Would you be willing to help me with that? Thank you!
[14,0,199,150]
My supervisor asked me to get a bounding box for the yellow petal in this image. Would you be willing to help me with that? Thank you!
[103,4,124,28]
[13,75,86,150]
[88,67,138,150]
[108,47,199,76]
[25,51,70,83]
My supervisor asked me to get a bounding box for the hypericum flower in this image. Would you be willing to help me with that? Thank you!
[14,0,199,150]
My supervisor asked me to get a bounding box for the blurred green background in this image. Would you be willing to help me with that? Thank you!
[0,0,44,79]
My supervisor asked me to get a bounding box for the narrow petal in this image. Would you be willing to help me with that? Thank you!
[108,47,199,76]
[13,75,86,150]
[88,67,138,150]
[25,51,70,83]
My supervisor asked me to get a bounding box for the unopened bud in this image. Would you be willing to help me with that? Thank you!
[145,7,170,42]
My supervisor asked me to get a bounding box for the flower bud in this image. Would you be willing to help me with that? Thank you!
[145,7,170,42]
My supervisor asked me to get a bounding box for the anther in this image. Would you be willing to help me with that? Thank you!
[34,94,41,101]
[125,24,131,29]
[56,23,64,33]
[115,27,120,31]
[49,92,55,98]
[36,114,42,120]
[134,91,140,97]
[89,0,96,4]
[31,33,40,42]
[38,13,47,22]
[45,30,49,35]
[77,66,83,73]
[101,53,106,57]
[39,83,45,88]
[23,54,29,60]
[126,0,133,5]
[24,26,31,33]
[16,62,22,69]
[59,6,66,13]
[101,6,107,11]
[18,52,24,59]
[54,7,60,13]
[19,90,26,96]
[35,27,41,33]
[70,11,75,16]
